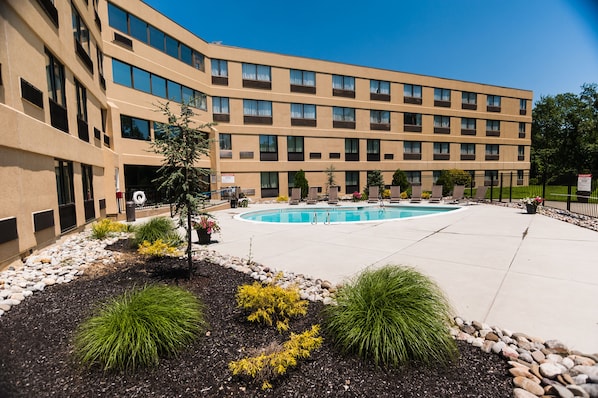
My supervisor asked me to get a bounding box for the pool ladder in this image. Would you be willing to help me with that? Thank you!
[311,211,331,225]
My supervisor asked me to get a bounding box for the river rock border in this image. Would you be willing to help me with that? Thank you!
[1,228,597,398]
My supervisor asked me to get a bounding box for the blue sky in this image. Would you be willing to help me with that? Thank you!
[142,0,598,103]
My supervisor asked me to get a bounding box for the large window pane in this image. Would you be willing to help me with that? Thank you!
[132,67,151,93]
[180,44,192,65]
[167,80,181,102]
[165,35,178,58]
[112,59,131,87]
[107,3,127,33]
[151,75,166,98]
[129,15,147,43]
[149,25,165,50]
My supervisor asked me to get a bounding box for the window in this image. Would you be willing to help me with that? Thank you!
[487,95,501,111]
[485,144,499,160]
[243,100,272,116]
[46,49,68,132]
[406,171,421,185]
[332,75,355,91]
[486,120,500,136]
[287,136,304,161]
[242,63,271,81]
[370,110,390,124]
[517,169,524,185]
[460,143,476,160]
[367,139,380,161]
[433,171,442,183]
[97,48,105,88]
[259,135,278,161]
[403,141,421,160]
[520,99,527,114]
[55,159,76,232]
[133,67,151,93]
[151,75,166,98]
[192,51,205,71]
[433,142,450,160]
[519,122,526,138]
[82,164,94,221]
[333,107,355,122]
[461,117,476,135]
[404,113,422,132]
[291,104,316,119]
[219,133,231,150]
[404,84,422,104]
[75,80,87,122]
[46,49,66,106]
[212,59,228,77]
[290,70,315,86]
[434,115,450,133]
[462,92,477,109]
[112,59,132,87]
[121,115,150,140]
[130,14,148,42]
[345,171,359,194]
[484,170,498,186]
[345,138,359,161]
[213,97,229,114]
[462,92,477,104]
[518,145,525,160]
[370,80,390,95]
[72,5,90,56]
[107,3,127,33]
[149,25,165,50]
[260,172,279,197]
[434,88,451,106]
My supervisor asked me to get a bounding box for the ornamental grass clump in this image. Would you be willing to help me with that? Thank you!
[74,285,207,372]
[137,239,181,258]
[90,219,133,240]
[236,279,308,332]
[132,217,181,247]
[229,325,323,390]
[323,265,458,367]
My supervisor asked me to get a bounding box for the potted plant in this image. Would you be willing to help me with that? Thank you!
[521,196,543,214]
[193,215,220,244]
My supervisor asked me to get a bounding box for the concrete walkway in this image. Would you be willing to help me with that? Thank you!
[203,202,598,354]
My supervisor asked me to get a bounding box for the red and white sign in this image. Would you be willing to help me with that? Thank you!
[578,174,592,192]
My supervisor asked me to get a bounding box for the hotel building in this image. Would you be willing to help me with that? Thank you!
[0,0,532,267]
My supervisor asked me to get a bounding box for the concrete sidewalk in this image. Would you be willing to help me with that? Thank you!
[206,202,598,354]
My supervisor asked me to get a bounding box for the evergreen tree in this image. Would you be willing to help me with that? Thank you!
[325,165,337,192]
[391,169,410,192]
[365,170,384,197]
[151,101,214,278]
[293,169,309,199]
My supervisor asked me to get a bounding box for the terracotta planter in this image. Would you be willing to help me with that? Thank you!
[525,204,537,214]
[197,229,211,244]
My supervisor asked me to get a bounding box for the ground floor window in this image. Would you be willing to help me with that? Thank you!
[260,172,279,198]
[345,171,359,194]
[55,159,76,232]
[82,164,95,221]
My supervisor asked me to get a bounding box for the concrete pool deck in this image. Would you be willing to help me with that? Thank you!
[205,202,598,354]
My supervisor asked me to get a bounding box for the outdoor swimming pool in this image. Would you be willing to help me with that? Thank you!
[237,205,461,224]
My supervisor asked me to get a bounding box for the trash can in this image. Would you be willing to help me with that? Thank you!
[126,201,136,222]
[230,198,238,208]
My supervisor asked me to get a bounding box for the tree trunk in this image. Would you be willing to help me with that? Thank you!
[187,208,193,279]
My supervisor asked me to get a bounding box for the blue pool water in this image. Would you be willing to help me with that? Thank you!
[238,205,460,224]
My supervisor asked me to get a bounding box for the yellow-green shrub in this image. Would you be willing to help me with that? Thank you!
[91,219,132,239]
[421,191,431,199]
[276,195,289,202]
[229,325,323,389]
[400,191,408,199]
[382,189,391,199]
[236,280,308,332]
[137,239,180,257]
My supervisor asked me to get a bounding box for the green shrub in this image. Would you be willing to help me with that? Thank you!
[74,285,207,371]
[236,280,308,332]
[90,219,132,239]
[133,217,180,246]
[323,265,458,367]
[229,325,323,390]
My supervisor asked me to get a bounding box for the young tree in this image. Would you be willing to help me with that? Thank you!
[293,169,309,199]
[324,165,337,192]
[151,101,214,278]
[365,170,384,197]
[436,169,472,196]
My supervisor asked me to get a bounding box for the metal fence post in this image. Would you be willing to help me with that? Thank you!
[499,173,504,202]
[490,174,494,202]
[509,172,513,202]
[567,172,572,211]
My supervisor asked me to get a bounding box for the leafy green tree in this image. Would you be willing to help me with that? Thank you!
[365,170,384,197]
[532,83,598,182]
[391,169,410,192]
[293,169,309,199]
[151,101,214,278]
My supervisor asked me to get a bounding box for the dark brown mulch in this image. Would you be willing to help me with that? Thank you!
[0,242,513,397]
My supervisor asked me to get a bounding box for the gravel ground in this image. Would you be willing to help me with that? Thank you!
[0,241,513,398]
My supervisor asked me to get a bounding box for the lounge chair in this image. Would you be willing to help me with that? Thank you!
[410,185,422,203]
[450,185,465,204]
[368,186,379,203]
[306,187,318,205]
[470,185,488,204]
[389,186,401,203]
[289,187,301,205]
[428,185,443,203]
[328,186,339,205]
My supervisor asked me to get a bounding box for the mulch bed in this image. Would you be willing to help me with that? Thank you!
[0,241,513,397]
